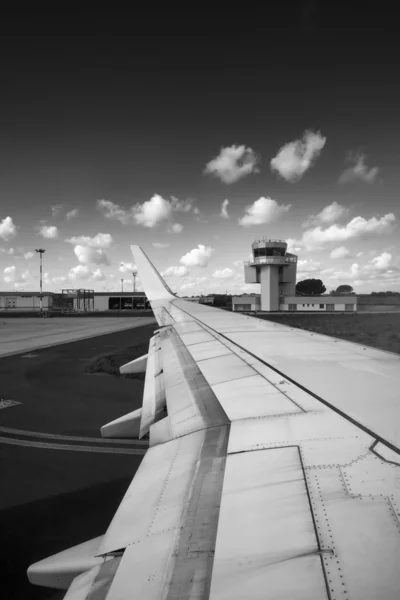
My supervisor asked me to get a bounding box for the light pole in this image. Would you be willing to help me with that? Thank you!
[35,249,46,316]
[132,269,137,294]
[121,278,124,292]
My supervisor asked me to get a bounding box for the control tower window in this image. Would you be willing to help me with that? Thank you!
[254,247,285,257]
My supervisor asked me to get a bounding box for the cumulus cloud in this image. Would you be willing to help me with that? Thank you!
[238,197,291,227]
[212,268,234,279]
[170,197,195,212]
[74,245,110,266]
[233,260,243,268]
[204,145,259,184]
[119,262,137,273]
[3,265,30,284]
[220,199,229,218]
[180,245,214,268]
[92,268,106,281]
[270,130,326,182]
[330,246,350,259]
[1,247,15,255]
[301,213,395,250]
[339,152,379,184]
[303,202,350,228]
[66,209,79,220]
[23,251,35,259]
[162,265,189,277]
[297,259,321,276]
[328,263,361,281]
[133,194,172,227]
[168,223,183,233]
[53,275,68,284]
[65,233,112,248]
[51,204,63,217]
[370,252,392,270]
[97,200,131,225]
[152,242,170,248]
[286,238,302,254]
[0,216,17,241]
[68,265,92,280]
[39,225,59,239]
[97,196,197,229]
[325,252,399,287]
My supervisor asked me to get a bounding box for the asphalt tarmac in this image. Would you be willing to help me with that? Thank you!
[0,323,155,599]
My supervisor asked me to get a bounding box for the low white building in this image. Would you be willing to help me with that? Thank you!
[232,294,357,312]
[280,296,357,312]
[0,291,53,311]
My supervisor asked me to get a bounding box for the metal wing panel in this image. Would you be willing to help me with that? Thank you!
[160,327,229,439]
[139,333,165,439]
[169,296,400,449]
[209,447,329,600]
[98,430,205,556]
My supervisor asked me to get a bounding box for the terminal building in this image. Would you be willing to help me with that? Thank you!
[0,290,150,313]
[232,238,358,313]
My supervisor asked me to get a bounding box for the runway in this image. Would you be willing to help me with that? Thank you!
[0,322,155,599]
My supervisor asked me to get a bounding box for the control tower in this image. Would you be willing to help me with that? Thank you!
[244,238,298,311]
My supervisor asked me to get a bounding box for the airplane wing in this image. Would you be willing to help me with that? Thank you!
[28,245,400,599]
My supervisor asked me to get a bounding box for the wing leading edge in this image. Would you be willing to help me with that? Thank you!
[27,246,400,600]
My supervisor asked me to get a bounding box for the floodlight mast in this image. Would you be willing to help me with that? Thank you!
[35,249,46,315]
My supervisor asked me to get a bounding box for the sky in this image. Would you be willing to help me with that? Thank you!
[1,4,399,295]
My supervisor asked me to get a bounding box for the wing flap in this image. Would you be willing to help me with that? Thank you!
[209,447,329,600]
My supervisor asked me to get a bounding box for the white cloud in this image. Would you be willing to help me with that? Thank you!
[92,268,106,281]
[0,247,15,255]
[3,265,31,284]
[327,263,361,281]
[66,209,79,220]
[330,246,350,259]
[286,238,302,254]
[119,262,137,273]
[180,245,214,268]
[24,251,35,259]
[98,196,197,229]
[297,259,321,276]
[168,223,183,234]
[162,265,189,277]
[152,242,170,249]
[220,199,230,218]
[52,275,67,284]
[74,245,110,266]
[0,216,17,241]
[301,213,395,250]
[212,268,234,279]
[39,225,59,239]
[370,252,392,270]
[270,130,326,182]
[97,199,131,225]
[51,204,63,217]
[204,145,259,184]
[356,251,364,257]
[133,194,172,227]
[238,197,291,227]
[68,265,92,280]
[339,152,379,184]
[170,197,194,212]
[233,260,243,268]
[65,233,112,248]
[303,202,350,227]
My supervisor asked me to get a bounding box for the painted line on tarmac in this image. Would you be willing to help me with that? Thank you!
[0,436,147,454]
[0,425,149,446]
